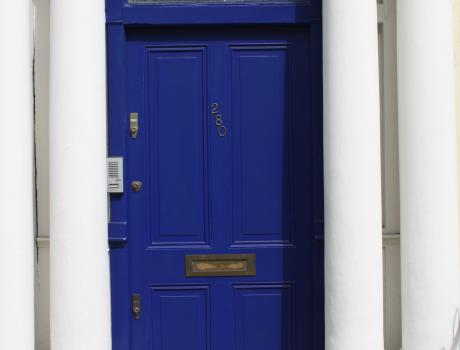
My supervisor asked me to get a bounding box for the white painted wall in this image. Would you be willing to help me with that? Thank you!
[323,0,384,347]
[31,0,405,349]
[49,0,112,346]
[454,1,460,247]
[398,0,460,346]
[0,1,36,349]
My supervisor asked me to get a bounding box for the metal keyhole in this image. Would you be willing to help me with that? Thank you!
[132,293,141,320]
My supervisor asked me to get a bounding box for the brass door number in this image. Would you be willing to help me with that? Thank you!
[211,103,227,137]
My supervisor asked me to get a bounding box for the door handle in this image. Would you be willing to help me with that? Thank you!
[131,181,142,192]
[130,112,139,138]
[132,293,141,320]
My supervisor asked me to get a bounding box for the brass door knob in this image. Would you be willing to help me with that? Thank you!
[131,181,142,192]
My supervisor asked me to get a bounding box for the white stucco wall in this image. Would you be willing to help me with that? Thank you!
[0,2,36,349]
[454,0,460,243]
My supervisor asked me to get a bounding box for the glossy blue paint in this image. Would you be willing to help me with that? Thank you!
[106,0,321,24]
[107,2,323,349]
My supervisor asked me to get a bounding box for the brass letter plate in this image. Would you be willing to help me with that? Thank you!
[185,254,256,277]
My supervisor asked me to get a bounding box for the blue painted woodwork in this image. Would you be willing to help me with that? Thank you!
[107,2,323,349]
[106,0,321,25]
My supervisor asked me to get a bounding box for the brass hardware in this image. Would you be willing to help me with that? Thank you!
[132,294,141,320]
[185,254,256,277]
[131,181,142,192]
[210,102,227,137]
[130,112,139,138]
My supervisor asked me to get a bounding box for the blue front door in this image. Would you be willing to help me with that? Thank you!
[121,25,322,349]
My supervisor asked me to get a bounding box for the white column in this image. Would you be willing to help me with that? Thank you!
[397,1,460,349]
[323,1,384,349]
[0,1,35,349]
[49,0,111,349]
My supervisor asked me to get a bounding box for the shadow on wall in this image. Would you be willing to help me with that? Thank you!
[439,308,460,350]
[448,308,460,350]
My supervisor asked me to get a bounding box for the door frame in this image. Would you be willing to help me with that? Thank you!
[106,1,324,349]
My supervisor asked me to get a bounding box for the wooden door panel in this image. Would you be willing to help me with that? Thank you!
[126,26,317,350]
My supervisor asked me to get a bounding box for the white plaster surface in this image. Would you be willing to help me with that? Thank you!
[323,1,384,349]
[0,1,36,349]
[49,0,112,348]
[398,0,460,348]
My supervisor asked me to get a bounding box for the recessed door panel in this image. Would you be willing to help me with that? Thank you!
[234,284,294,350]
[150,286,210,350]
[231,45,292,244]
[146,47,209,246]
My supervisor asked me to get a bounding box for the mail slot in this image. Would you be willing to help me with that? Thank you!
[185,254,256,277]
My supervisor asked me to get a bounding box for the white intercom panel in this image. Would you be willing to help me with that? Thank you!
[107,157,124,193]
